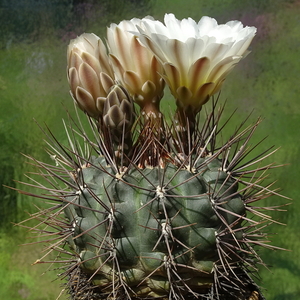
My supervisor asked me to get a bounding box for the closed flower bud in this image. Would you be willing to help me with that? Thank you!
[103,85,135,139]
[67,33,115,119]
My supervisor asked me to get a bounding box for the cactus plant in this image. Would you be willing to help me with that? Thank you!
[17,14,287,300]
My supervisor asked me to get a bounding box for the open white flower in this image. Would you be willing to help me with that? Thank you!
[107,19,165,113]
[67,33,115,119]
[136,13,257,113]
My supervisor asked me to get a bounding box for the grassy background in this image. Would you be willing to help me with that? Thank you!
[0,0,299,299]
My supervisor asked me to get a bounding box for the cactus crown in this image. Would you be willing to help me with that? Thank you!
[16,14,288,300]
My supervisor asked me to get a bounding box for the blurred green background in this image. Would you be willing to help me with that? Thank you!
[0,0,299,299]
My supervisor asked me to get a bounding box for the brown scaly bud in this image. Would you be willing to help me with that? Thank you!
[67,33,115,120]
[102,85,135,155]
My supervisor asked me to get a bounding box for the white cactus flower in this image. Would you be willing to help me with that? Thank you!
[136,13,257,113]
[67,33,115,119]
[107,19,165,112]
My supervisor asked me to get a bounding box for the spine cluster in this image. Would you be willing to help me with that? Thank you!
[18,99,286,300]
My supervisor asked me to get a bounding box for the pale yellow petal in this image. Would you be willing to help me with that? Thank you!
[68,67,80,97]
[68,51,83,69]
[81,51,101,75]
[100,72,114,94]
[165,39,188,78]
[81,33,100,53]
[75,86,98,118]
[78,62,101,100]
[123,71,143,95]
[163,63,181,95]
[141,80,156,95]
[130,36,151,80]
[176,86,193,104]
[150,56,164,83]
[194,82,215,107]
[187,57,210,94]
[109,54,125,83]
[137,34,169,64]
[97,38,114,77]
[207,56,241,83]
[112,27,132,69]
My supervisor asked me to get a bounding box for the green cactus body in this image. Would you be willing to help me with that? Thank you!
[18,99,285,300]
[18,99,286,300]
[64,155,245,298]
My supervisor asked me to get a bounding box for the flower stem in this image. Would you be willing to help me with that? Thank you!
[174,106,196,155]
[140,98,163,136]
[137,99,167,167]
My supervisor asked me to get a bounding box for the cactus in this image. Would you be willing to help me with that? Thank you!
[17,14,287,300]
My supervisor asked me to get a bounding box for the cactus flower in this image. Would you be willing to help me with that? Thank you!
[136,13,256,114]
[107,19,165,114]
[67,33,115,119]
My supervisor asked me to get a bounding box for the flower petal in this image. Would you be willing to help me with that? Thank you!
[207,56,241,83]
[137,32,169,63]
[100,72,115,94]
[130,36,151,80]
[194,82,215,107]
[96,97,106,113]
[163,63,181,95]
[185,37,205,64]
[141,80,156,95]
[75,86,98,118]
[150,56,164,83]
[176,86,193,104]
[165,39,189,79]
[68,67,80,97]
[188,57,210,93]
[97,38,114,77]
[78,62,101,100]
[123,71,143,95]
[202,42,231,61]
[68,51,83,69]
[81,51,101,75]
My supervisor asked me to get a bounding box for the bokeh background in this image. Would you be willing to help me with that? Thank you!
[0,0,299,299]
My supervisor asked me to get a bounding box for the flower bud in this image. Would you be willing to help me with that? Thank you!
[67,33,115,119]
[103,85,135,141]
